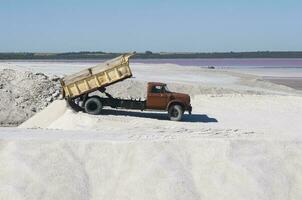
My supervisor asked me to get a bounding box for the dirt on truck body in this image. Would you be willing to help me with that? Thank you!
[60,53,192,121]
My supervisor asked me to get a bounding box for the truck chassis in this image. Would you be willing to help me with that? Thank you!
[67,89,146,112]
[66,87,191,121]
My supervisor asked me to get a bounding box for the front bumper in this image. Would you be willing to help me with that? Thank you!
[187,105,192,115]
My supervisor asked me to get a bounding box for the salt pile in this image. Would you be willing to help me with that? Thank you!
[0,69,61,126]
[19,100,67,129]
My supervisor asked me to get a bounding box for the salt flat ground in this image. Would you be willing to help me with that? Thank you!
[0,61,302,200]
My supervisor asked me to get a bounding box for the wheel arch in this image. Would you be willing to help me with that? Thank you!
[166,100,185,111]
[83,95,102,104]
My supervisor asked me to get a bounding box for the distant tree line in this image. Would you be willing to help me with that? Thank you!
[1,51,302,59]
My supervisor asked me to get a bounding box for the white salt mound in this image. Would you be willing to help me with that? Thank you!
[0,132,301,200]
[0,69,61,126]
[19,100,67,129]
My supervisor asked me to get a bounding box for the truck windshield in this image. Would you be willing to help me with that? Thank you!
[163,85,171,93]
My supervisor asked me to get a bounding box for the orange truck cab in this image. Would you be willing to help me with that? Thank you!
[146,82,192,121]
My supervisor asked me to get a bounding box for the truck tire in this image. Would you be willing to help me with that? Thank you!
[84,97,102,115]
[66,98,84,112]
[168,104,183,121]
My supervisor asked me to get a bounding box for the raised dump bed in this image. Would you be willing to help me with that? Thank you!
[60,52,135,99]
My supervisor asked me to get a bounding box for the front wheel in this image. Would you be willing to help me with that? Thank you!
[168,104,183,121]
[84,97,103,115]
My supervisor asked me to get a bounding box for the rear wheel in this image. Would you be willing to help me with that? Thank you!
[84,97,103,115]
[168,104,183,121]
[66,98,84,112]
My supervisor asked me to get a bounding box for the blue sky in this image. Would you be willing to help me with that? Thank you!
[0,0,301,52]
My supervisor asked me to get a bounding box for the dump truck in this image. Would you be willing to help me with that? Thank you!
[60,53,192,121]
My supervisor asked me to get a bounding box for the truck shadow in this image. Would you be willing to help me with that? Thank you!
[100,109,218,123]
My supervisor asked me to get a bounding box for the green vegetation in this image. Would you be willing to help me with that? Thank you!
[1,51,302,59]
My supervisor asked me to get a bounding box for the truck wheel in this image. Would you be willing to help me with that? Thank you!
[84,97,102,115]
[168,104,183,121]
[66,98,84,112]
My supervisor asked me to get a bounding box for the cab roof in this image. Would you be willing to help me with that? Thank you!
[148,82,166,86]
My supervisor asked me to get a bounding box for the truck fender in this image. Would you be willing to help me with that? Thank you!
[166,100,185,111]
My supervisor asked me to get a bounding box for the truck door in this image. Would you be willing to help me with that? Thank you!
[147,85,168,109]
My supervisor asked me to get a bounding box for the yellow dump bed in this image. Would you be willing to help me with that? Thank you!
[60,52,135,99]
